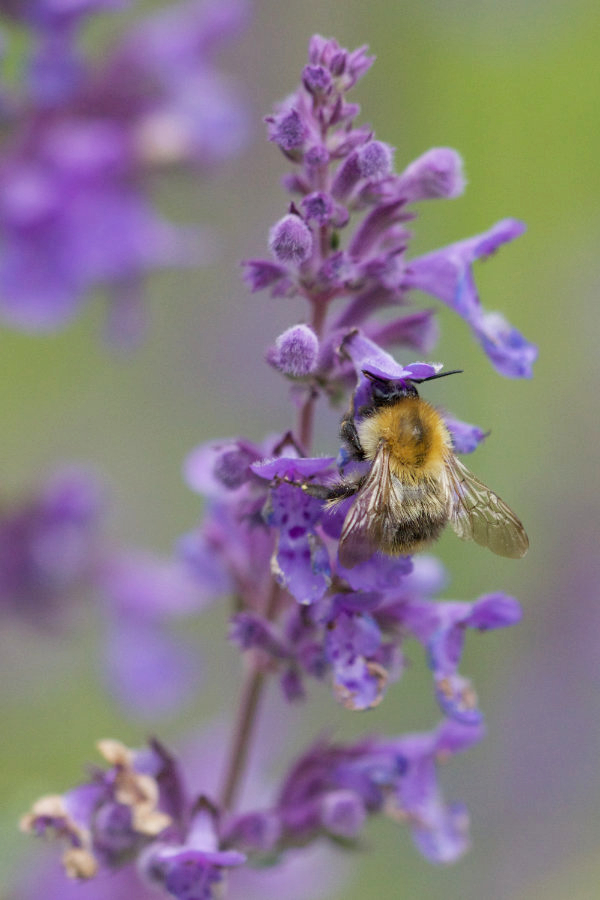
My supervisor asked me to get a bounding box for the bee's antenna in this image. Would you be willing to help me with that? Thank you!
[411,369,463,383]
[361,368,463,386]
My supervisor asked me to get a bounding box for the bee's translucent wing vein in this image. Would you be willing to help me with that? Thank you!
[338,444,394,567]
[444,454,528,558]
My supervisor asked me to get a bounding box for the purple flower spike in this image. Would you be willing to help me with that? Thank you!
[269,214,313,265]
[19,30,533,892]
[269,324,319,377]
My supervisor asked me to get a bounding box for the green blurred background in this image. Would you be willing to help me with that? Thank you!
[2,0,600,897]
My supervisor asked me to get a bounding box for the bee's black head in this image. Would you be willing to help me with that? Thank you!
[362,368,463,404]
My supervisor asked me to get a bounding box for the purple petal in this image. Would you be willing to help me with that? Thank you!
[251,455,336,481]
[367,309,439,355]
[467,592,522,630]
[403,219,537,378]
[184,439,261,495]
[267,482,331,605]
[242,258,289,293]
[444,415,488,454]
[434,673,483,725]
[394,148,465,202]
[411,802,471,864]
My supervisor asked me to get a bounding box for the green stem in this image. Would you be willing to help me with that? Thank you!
[218,579,282,812]
[220,258,332,814]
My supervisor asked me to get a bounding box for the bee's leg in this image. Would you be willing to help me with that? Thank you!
[278,475,362,502]
[339,411,365,462]
[322,478,363,502]
[277,476,332,500]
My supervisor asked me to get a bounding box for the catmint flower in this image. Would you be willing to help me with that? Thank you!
[272,717,484,863]
[300,192,335,226]
[256,456,336,605]
[402,219,537,377]
[301,64,333,96]
[20,739,175,879]
[403,592,523,723]
[267,106,307,154]
[358,141,394,180]
[142,800,246,900]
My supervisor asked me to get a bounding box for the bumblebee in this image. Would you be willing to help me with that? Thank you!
[321,370,529,568]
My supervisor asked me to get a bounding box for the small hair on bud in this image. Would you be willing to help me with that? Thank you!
[302,64,332,95]
[301,191,334,225]
[266,108,306,152]
[357,140,394,180]
[269,324,319,377]
[397,148,466,201]
[269,214,313,264]
[305,145,330,168]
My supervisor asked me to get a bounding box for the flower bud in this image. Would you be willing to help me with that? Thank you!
[269,324,319,377]
[269,214,313,264]
[396,148,465,201]
[357,140,394,180]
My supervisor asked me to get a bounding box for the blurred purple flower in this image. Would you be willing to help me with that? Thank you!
[20,738,176,879]
[0,466,103,627]
[142,800,246,900]
[0,0,249,343]
[99,551,209,719]
[272,717,484,863]
[16,721,349,900]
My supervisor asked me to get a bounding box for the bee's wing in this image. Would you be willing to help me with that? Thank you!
[338,444,398,568]
[443,453,529,559]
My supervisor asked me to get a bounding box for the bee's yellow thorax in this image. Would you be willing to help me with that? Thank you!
[358,397,450,474]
